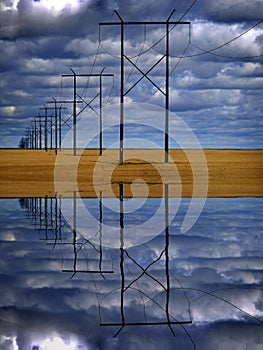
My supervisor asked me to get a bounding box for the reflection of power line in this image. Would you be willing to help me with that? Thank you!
[189,286,263,324]
[100,183,192,337]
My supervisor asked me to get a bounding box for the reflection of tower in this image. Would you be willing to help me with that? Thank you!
[61,191,114,277]
[19,197,64,243]
[19,194,113,277]
[100,183,192,337]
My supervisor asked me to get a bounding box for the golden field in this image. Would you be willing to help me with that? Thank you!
[0,149,262,198]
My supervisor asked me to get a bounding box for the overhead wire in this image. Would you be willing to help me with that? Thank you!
[125,24,147,86]
[45,1,195,134]
[105,74,116,106]
[192,0,249,18]
[116,0,198,61]
[169,19,263,59]
[29,1,263,147]
[109,1,197,103]
[177,0,198,22]
[190,44,263,59]
[137,18,263,102]
[139,31,192,103]
[98,14,263,112]
[80,41,101,99]
[59,75,64,99]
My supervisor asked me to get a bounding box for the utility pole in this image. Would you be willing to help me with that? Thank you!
[53,97,58,152]
[43,107,48,151]
[33,119,38,149]
[25,128,30,149]
[35,115,50,151]
[62,68,84,156]
[31,124,35,149]
[35,116,42,149]
[46,98,67,153]
[39,106,55,151]
[58,106,63,151]
[49,97,80,151]
[62,68,113,156]
[30,126,33,149]
[100,11,190,163]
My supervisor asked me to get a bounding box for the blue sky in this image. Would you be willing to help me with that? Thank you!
[0,0,263,149]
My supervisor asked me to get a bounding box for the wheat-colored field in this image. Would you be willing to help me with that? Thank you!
[0,149,262,198]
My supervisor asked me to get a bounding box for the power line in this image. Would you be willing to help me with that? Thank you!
[192,0,250,18]
[169,19,263,59]
[177,0,198,22]
[120,0,197,60]
[190,42,263,60]
[100,16,191,61]
[81,42,101,99]
[139,41,191,104]
[125,26,147,85]
[98,0,195,62]
[141,19,263,60]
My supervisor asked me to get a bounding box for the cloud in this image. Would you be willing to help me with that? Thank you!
[0,0,99,39]
[0,106,16,116]
[0,0,262,147]
[197,0,263,22]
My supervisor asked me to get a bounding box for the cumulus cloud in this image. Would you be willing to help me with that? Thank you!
[1,197,263,348]
[0,106,16,116]
[0,0,262,147]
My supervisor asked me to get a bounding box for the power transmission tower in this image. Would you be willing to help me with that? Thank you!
[32,120,36,149]
[25,127,30,149]
[39,106,55,151]
[46,98,58,153]
[46,98,67,153]
[34,116,43,149]
[62,68,113,156]
[100,10,190,163]
[29,125,34,149]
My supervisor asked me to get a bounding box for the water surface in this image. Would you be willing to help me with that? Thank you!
[0,197,262,349]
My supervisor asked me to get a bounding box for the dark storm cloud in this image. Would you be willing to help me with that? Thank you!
[0,0,262,147]
[0,0,99,39]
[195,0,263,23]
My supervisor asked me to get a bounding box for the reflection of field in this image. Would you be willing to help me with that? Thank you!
[0,149,262,198]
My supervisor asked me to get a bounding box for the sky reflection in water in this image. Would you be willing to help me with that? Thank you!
[0,197,263,349]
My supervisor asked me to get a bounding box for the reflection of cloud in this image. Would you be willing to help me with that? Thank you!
[0,106,16,117]
[1,197,263,348]
[0,230,16,241]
